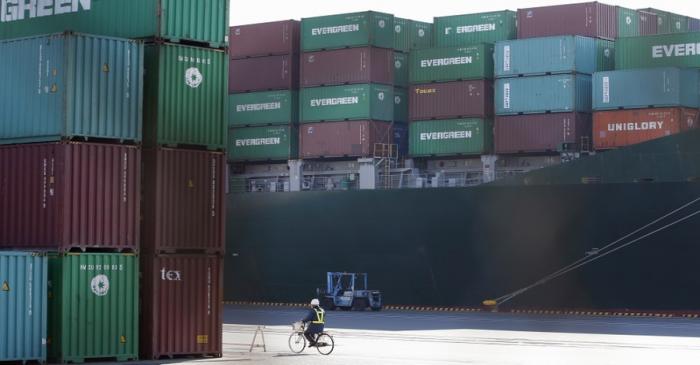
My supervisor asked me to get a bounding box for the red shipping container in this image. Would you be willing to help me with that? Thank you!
[495,113,593,154]
[140,254,223,359]
[637,10,659,36]
[142,148,226,254]
[301,47,394,87]
[409,80,493,121]
[299,120,392,158]
[593,108,699,150]
[518,2,618,40]
[0,142,140,251]
[230,20,300,59]
[229,55,299,93]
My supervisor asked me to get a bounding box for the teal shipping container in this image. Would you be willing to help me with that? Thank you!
[229,91,298,127]
[394,52,409,87]
[410,44,494,83]
[593,68,700,110]
[495,36,614,77]
[0,33,143,145]
[300,84,394,122]
[434,11,517,46]
[0,252,48,363]
[495,74,592,115]
[301,11,394,51]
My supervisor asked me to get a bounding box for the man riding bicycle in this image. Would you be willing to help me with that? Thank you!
[301,298,325,347]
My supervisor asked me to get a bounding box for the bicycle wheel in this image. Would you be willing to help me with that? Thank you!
[315,333,335,355]
[288,332,306,353]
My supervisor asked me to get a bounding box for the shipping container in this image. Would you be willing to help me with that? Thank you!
[409,119,492,157]
[409,44,494,83]
[0,143,140,252]
[300,84,394,122]
[230,20,299,59]
[494,113,592,154]
[615,32,700,69]
[229,91,298,127]
[301,47,394,87]
[433,11,517,46]
[593,108,698,149]
[145,43,227,149]
[593,68,700,110]
[229,54,298,93]
[518,2,618,40]
[299,121,391,158]
[394,52,409,87]
[392,122,409,157]
[640,8,689,34]
[140,255,222,359]
[409,80,494,120]
[691,18,700,32]
[495,74,592,115]
[0,0,229,47]
[0,33,143,144]
[301,11,394,51]
[394,88,409,122]
[47,253,139,363]
[0,252,47,363]
[394,18,433,52]
[617,8,658,37]
[142,148,225,254]
[494,36,614,77]
[228,125,299,162]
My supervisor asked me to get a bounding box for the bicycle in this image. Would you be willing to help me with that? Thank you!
[288,321,335,355]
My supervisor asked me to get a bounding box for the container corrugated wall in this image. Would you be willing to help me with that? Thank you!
[0,252,47,363]
[0,0,229,47]
[301,47,394,87]
[641,8,689,34]
[394,18,432,52]
[593,68,700,110]
[47,253,139,363]
[142,148,225,254]
[495,74,592,115]
[409,119,492,157]
[144,43,227,149]
[617,8,658,37]
[300,84,394,122]
[409,80,494,120]
[495,113,592,154]
[140,255,222,359]
[409,44,494,83]
[229,91,298,127]
[394,52,409,87]
[301,11,394,51]
[517,2,618,40]
[229,55,299,93]
[230,20,299,59]
[690,19,700,31]
[593,108,698,149]
[299,121,391,158]
[615,32,700,69]
[228,126,299,162]
[394,88,409,122]
[0,33,143,144]
[0,143,141,252]
[433,11,517,46]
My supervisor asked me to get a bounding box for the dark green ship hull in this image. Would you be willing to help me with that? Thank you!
[225,130,700,310]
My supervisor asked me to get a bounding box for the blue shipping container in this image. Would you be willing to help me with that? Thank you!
[593,68,700,111]
[392,122,409,157]
[495,36,614,77]
[691,18,700,31]
[0,252,48,363]
[495,74,592,115]
[0,33,143,145]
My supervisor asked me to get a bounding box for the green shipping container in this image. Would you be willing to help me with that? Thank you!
[394,18,433,52]
[229,91,298,128]
[0,0,229,47]
[409,119,492,157]
[301,11,394,51]
[434,11,517,47]
[410,44,494,83]
[300,84,394,122]
[47,253,138,363]
[144,43,227,149]
[616,32,700,69]
[394,52,409,87]
[228,126,298,162]
[394,88,408,122]
[641,8,689,34]
[617,7,657,38]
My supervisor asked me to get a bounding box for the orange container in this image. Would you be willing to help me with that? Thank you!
[593,108,698,150]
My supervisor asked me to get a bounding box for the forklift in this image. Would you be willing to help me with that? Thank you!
[317,272,382,311]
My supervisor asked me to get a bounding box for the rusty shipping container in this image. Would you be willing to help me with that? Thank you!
[0,143,140,251]
[229,55,299,93]
[299,121,392,158]
[230,20,300,59]
[301,47,394,87]
[142,148,225,254]
[495,113,593,154]
[518,2,618,40]
[409,80,494,121]
[141,255,222,359]
[593,108,699,150]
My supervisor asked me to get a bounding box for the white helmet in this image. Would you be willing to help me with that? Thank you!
[310,298,320,306]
